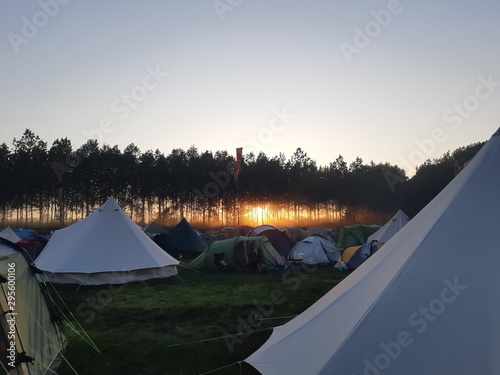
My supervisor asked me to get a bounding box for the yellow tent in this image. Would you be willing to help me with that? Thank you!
[336,242,384,269]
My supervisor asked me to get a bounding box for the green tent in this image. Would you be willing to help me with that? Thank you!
[187,236,280,271]
[336,224,380,249]
[153,218,207,259]
[0,240,66,374]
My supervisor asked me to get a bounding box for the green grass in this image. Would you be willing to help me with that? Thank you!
[53,264,348,375]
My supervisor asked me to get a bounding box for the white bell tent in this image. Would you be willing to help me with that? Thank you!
[366,209,409,244]
[35,198,179,285]
[246,128,500,375]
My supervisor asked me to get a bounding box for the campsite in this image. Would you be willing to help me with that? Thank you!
[0,192,409,374]
[0,128,499,374]
[2,1,500,372]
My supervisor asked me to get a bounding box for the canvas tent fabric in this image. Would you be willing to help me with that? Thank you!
[34,197,179,285]
[289,237,341,265]
[153,218,207,259]
[366,209,410,244]
[0,227,22,243]
[248,225,293,257]
[246,128,500,375]
[0,240,65,374]
[187,236,280,270]
[336,224,379,249]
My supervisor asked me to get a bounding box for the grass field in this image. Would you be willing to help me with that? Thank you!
[51,264,348,375]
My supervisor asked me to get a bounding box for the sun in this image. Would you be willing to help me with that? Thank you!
[244,205,272,226]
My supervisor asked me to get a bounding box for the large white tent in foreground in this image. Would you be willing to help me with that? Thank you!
[35,198,179,285]
[247,128,500,375]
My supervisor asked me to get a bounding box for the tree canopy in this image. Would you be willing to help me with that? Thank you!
[0,129,486,229]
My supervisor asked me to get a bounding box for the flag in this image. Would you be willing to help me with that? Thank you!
[234,147,243,181]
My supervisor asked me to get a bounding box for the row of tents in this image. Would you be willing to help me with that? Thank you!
[144,212,410,263]
[283,210,409,269]
[184,209,410,272]
[1,204,411,284]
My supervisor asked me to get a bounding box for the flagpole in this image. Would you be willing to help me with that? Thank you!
[237,178,240,228]
[234,147,243,228]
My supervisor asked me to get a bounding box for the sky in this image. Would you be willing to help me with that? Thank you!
[1,0,499,176]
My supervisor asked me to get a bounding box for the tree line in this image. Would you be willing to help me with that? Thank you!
[0,129,485,229]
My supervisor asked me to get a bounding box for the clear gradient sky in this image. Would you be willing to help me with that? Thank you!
[1,0,499,176]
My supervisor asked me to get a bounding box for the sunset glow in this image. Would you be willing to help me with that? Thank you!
[244,204,273,226]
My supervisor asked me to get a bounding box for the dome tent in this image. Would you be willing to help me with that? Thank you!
[336,224,379,249]
[248,225,293,257]
[187,236,280,271]
[289,236,341,265]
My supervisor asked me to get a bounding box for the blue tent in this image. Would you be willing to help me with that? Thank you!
[14,228,40,241]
